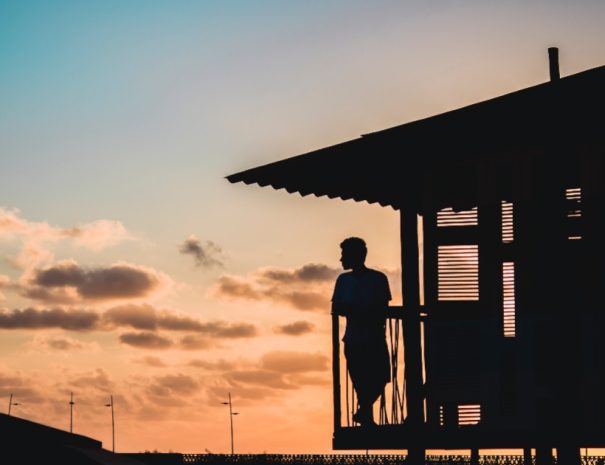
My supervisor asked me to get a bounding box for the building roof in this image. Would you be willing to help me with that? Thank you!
[227,64,605,211]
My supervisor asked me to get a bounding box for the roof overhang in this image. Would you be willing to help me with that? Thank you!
[227,65,605,212]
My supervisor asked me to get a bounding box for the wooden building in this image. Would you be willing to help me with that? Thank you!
[227,49,605,465]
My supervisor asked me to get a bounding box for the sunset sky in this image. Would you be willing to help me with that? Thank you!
[2,0,605,455]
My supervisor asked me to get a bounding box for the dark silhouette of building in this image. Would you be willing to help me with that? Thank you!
[0,412,148,464]
[227,49,605,465]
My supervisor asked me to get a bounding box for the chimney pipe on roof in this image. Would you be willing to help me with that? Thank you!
[548,47,560,81]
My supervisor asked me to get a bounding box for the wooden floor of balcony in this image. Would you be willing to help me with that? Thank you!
[333,424,605,450]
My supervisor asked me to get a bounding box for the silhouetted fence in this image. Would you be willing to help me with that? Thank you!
[163,454,605,465]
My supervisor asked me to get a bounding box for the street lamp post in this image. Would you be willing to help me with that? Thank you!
[221,392,239,455]
[104,395,115,453]
[7,393,20,416]
[69,392,75,433]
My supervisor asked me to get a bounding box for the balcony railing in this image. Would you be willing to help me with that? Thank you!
[332,306,410,431]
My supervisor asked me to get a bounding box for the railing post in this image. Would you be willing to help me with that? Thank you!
[332,312,342,433]
[523,448,532,465]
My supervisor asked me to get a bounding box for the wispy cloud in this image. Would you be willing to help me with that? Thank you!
[259,351,328,373]
[0,307,99,331]
[103,304,257,337]
[210,263,339,311]
[133,356,168,368]
[68,368,114,392]
[179,235,224,269]
[257,264,339,283]
[0,369,45,401]
[0,275,11,301]
[207,351,330,398]
[119,332,173,349]
[29,334,98,351]
[0,208,131,269]
[0,305,258,350]
[187,359,236,371]
[178,334,212,350]
[211,263,401,310]
[273,320,315,336]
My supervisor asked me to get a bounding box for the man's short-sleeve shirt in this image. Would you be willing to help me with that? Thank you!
[331,269,391,344]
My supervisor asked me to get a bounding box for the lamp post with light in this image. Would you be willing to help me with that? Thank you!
[221,392,239,455]
[104,395,115,453]
[69,392,75,433]
[7,394,20,416]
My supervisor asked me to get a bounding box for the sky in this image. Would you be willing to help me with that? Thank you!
[1,0,605,455]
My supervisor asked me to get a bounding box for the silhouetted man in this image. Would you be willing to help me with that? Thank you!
[331,237,391,426]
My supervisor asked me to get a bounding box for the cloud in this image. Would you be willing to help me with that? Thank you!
[179,334,212,350]
[257,264,339,283]
[0,275,11,287]
[0,305,257,353]
[133,356,168,367]
[145,374,202,406]
[179,235,224,268]
[0,275,11,301]
[0,307,99,330]
[206,351,332,397]
[207,384,269,401]
[149,374,199,396]
[228,370,293,390]
[23,260,171,303]
[211,276,260,300]
[0,208,131,269]
[188,359,236,371]
[119,332,173,349]
[0,370,44,400]
[287,373,330,386]
[211,263,401,311]
[211,265,333,311]
[30,334,98,351]
[212,273,329,311]
[63,220,131,251]
[259,351,328,373]
[273,321,315,336]
[68,368,114,392]
[47,337,84,350]
[275,290,327,311]
[103,304,257,337]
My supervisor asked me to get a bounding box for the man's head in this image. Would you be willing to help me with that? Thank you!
[339,237,367,270]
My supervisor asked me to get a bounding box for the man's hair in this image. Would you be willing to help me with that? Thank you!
[340,237,367,259]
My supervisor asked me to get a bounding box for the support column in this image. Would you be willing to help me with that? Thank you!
[535,447,553,465]
[557,446,581,465]
[401,209,425,464]
[470,448,480,465]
